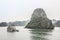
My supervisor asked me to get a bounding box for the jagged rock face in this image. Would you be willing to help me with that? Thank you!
[31,8,47,21]
[25,8,54,29]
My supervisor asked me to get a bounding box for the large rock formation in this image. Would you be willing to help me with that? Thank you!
[25,8,54,29]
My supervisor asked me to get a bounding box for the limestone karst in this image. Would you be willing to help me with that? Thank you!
[25,8,54,29]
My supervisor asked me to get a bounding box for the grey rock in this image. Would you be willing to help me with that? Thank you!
[25,8,54,29]
[8,20,29,26]
[7,25,19,32]
[53,20,60,27]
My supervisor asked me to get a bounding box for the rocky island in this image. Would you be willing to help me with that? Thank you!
[25,8,54,29]
[7,24,19,32]
[52,19,60,27]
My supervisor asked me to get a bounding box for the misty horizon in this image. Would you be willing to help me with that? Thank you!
[0,0,60,22]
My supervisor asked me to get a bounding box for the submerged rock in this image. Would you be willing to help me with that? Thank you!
[25,8,54,29]
[7,25,19,32]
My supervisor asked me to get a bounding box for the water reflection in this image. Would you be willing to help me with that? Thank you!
[29,29,53,40]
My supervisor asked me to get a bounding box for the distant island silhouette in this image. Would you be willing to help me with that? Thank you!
[0,20,29,27]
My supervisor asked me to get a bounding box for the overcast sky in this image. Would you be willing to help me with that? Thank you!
[0,0,60,22]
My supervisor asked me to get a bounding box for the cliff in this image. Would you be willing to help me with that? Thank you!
[25,8,54,29]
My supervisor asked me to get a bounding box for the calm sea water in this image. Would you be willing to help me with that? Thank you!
[0,26,60,40]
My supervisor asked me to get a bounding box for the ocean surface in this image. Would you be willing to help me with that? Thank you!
[0,26,60,40]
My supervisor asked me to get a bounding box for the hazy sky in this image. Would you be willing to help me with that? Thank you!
[0,0,60,22]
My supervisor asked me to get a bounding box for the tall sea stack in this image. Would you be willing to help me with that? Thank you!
[25,8,54,29]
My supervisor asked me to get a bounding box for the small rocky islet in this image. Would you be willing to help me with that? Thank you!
[25,8,54,29]
[7,25,19,32]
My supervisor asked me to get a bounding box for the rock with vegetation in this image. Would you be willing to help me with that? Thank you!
[25,8,54,29]
[7,24,19,32]
[8,20,29,26]
[53,20,60,27]
[0,22,7,26]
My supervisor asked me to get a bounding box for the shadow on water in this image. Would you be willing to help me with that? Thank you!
[29,29,53,40]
